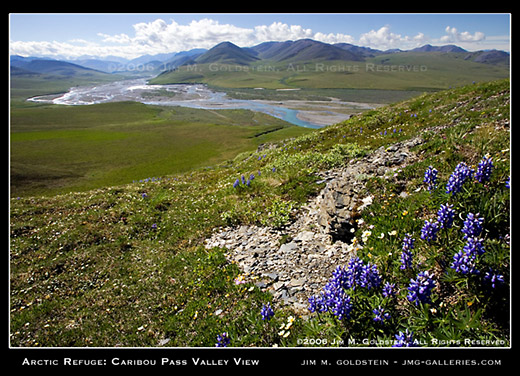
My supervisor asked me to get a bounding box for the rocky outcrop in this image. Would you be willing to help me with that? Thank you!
[205,136,423,313]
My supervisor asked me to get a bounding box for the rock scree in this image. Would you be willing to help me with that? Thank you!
[205,136,423,314]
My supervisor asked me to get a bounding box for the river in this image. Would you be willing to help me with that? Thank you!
[28,78,378,128]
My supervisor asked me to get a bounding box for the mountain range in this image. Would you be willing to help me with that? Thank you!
[10,39,510,77]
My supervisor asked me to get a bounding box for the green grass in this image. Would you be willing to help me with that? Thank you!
[10,79,510,347]
[10,102,310,197]
[151,56,509,95]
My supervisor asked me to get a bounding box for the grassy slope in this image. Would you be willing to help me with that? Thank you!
[150,55,509,92]
[10,102,310,197]
[10,79,510,347]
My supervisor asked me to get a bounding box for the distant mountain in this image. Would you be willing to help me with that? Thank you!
[465,50,510,66]
[195,42,259,65]
[411,44,467,53]
[66,59,124,73]
[333,43,383,58]
[161,49,207,70]
[251,39,363,62]
[11,57,109,77]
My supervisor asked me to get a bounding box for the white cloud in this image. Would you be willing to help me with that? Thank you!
[358,26,427,50]
[9,18,498,59]
[9,18,357,59]
[441,26,485,43]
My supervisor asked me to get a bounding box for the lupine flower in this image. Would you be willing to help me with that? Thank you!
[446,162,474,195]
[463,237,485,256]
[241,175,246,184]
[392,329,419,347]
[475,155,494,183]
[141,192,148,199]
[400,250,413,270]
[437,203,456,229]
[215,332,231,347]
[402,233,415,251]
[233,178,240,188]
[407,271,436,305]
[249,174,255,181]
[360,262,381,290]
[451,250,479,275]
[506,176,510,189]
[423,166,438,192]
[261,303,275,321]
[328,289,353,320]
[382,282,397,298]
[400,234,414,270]
[461,213,484,239]
[345,257,365,290]
[420,219,440,242]
[272,167,276,172]
[373,306,391,323]
[308,295,326,314]
[319,278,353,320]
[484,269,505,289]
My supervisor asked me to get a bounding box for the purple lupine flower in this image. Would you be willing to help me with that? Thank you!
[400,234,414,270]
[484,269,505,289]
[233,178,240,188]
[451,250,479,275]
[407,271,436,305]
[446,162,474,195]
[382,282,397,298]
[360,262,381,290]
[320,278,353,320]
[475,155,494,183]
[463,237,485,256]
[345,257,365,290]
[506,176,510,189]
[392,329,419,347]
[373,306,391,323]
[260,303,274,321]
[215,332,231,347]
[420,219,440,242]
[437,203,456,229]
[308,295,326,313]
[461,213,484,240]
[423,166,438,192]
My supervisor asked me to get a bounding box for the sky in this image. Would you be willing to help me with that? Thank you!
[9,13,511,60]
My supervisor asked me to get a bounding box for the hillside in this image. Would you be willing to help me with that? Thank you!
[10,57,122,102]
[195,41,259,65]
[10,79,510,348]
[250,39,363,62]
[150,40,509,92]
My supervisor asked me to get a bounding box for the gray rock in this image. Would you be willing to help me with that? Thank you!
[204,136,423,313]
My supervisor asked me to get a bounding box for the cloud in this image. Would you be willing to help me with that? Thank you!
[9,18,494,59]
[10,18,358,59]
[358,26,428,50]
[441,26,485,43]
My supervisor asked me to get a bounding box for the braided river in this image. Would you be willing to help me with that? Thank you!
[28,78,379,128]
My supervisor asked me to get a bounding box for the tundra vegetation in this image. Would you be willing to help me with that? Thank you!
[10,79,509,347]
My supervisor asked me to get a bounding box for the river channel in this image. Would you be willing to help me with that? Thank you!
[28,78,379,128]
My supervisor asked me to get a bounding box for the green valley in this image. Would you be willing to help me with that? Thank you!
[10,101,309,197]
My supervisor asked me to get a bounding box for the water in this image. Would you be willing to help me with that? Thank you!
[28,78,356,128]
